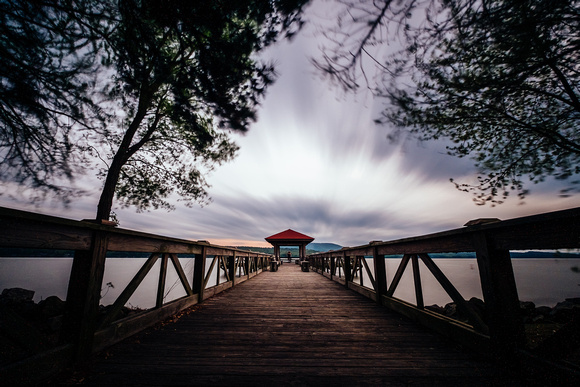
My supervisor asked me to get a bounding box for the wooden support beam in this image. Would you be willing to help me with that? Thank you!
[472,232,525,356]
[169,254,193,296]
[372,248,387,305]
[220,256,230,282]
[61,230,109,359]
[192,248,206,302]
[330,256,336,280]
[156,254,169,308]
[418,253,488,334]
[343,253,351,288]
[386,254,411,297]
[229,253,236,287]
[360,255,376,290]
[411,255,424,309]
[203,256,218,290]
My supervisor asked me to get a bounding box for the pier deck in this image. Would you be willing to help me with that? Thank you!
[65,264,525,386]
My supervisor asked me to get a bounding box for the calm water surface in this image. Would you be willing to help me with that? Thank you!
[340,258,580,307]
[0,258,579,309]
[0,257,227,309]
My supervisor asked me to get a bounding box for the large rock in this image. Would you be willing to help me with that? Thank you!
[535,306,552,317]
[550,299,580,323]
[519,301,537,323]
[444,303,458,318]
[38,296,65,318]
[0,288,35,304]
[466,297,487,323]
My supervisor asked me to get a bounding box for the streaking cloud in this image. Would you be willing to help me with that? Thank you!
[1,0,579,247]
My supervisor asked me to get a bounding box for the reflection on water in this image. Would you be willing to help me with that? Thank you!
[1,257,579,309]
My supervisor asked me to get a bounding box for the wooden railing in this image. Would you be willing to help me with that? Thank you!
[308,207,580,359]
[0,206,272,383]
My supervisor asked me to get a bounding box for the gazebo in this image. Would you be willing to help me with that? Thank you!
[265,229,314,263]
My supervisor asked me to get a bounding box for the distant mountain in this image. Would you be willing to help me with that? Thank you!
[307,243,342,252]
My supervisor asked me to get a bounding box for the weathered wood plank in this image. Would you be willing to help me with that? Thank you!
[76,264,527,386]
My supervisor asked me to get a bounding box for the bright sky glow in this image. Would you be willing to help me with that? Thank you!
[2,0,580,248]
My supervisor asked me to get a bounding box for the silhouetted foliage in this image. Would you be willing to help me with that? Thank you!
[1,0,307,219]
[0,0,107,203]
[315,0,580,204]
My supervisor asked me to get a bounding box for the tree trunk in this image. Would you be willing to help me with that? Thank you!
[94,85,157,221]
[96,154,126,221]
[95,117,142,220]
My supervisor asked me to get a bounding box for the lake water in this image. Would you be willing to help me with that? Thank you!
[0,257,579,309]
[335,258,580,308]
[0,257,227,309]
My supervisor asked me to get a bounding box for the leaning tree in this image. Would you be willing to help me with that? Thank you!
[1,0,307,220]
[314,0,580,204]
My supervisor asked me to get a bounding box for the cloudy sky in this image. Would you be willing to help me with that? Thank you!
[2,0,580,247]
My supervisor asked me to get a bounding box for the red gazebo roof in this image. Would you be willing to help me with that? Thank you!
[265,229,314,243]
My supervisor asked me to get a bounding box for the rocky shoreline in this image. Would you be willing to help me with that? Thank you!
[425,296,580,362]
[0,287,140,366]
[425,296,580,326]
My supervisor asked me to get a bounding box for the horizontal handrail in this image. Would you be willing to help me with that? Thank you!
[0,206,271,257]
[314,206,580,257]
[308,207,580,358]
[0,206,273,382]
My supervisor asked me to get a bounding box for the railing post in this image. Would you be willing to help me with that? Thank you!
[372,247,387,305]
[344,252,351,288]
[330,255,335,280]
[358,256,364,287]
[61,229,109,359]
[216,256,222,286]
[473,231,525,357]
[229,253,236,286]
[192,247,206,302]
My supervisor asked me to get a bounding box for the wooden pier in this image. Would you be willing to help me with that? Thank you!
[2,206,580,385]
[58,263,527,386]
